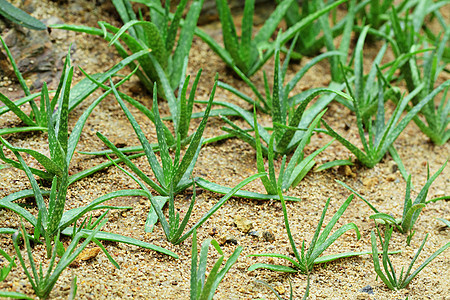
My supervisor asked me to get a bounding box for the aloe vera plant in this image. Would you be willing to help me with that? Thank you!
[280,0,356,83]
[190,230,243,300]
[338,161,448,244]
[371,224,450,290]
[217,28,345,114]
[254,109,334,193]
[248,192,371,274]
[336,27,401,122]
[388,8,450,144]
[0,143,177,258]
[11,219,106,299]
[0,40,148,136]
[97,75,217,196]
[211,35,347,158]
[110,151,264,244]
[52,0,203,93]
[320,69,450,168]
[195,0,347,78]
[0,52,148,184]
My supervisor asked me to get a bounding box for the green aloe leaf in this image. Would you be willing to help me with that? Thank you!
[0,0,46,30]
[248,263,298,273]
[60,227,178,259]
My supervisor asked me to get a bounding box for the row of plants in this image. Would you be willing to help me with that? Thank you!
[0,0,449,298]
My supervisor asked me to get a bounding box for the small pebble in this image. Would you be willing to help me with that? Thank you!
[218,235,238,245]
[359,285,374,294]
[248,231,261,238]
[386,174,397,182]
[234,215,253,233]
[273,285,285,295]
[263,230,275,242]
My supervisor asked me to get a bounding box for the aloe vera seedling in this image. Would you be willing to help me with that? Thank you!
[108,141,264,244]
[11,219,107,299]
[52,0,203,93]
[248,192,371,274]
[336,27,403,122]
[217,28,345,114]
[0,144,178,260]
[338,161,448,244]
[253,108,334,193]
[320,68,450,168]
[211,35,347,158]
[0,52,148,185]
[195,0,347,79]
[371,224,450,290]
[190,230,243,300]
[97,74,217,196]
[0,40,147,136]
[389,8,450,144]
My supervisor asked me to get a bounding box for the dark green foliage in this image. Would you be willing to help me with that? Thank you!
[196,0,347,78]
[52,0,204,93]
[388,4,450,144]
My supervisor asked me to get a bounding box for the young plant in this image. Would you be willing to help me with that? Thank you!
[320,71,450,168]
[0,54,146,184]
[0,40,147,136]
[337,161,448,244]
[210,35,347,157]
[385,4,450,145]
[281,0,356,83]
[253,108,334,193]
[0,145,178,260]
[195,0,347,78]
[336,27,402,122]
[11,219,106,299]
[0,0,46,30]
[248,192,370,274]
[52,0,204,92]
[194,108,332,202]
[217,28,345,114]
[97,74,217,196]
[190,230,243,300]
[108,142,264,244]
[371,224,450,290]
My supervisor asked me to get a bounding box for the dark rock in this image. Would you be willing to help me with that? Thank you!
[359,285,374,295]
[0,21,66,92]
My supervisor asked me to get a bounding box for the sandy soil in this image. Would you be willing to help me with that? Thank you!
[0,1,449,299]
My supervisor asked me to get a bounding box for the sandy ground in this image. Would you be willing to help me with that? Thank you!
[0,1,449,299]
